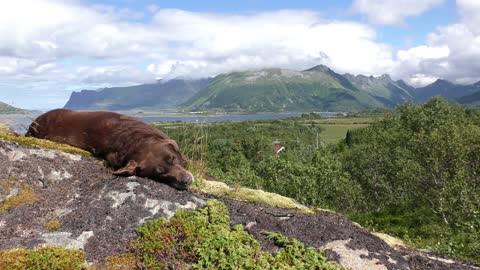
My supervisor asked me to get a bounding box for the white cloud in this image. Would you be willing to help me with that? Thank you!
[457,0,480,35]
[1,0,480,108]
[0,3,396,89]
[351,0,444,25]
[389,0,480,86]
[148,9,395,78]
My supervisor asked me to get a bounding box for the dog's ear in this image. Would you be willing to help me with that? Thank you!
[113,160,139,176]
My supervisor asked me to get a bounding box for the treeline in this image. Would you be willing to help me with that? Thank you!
[156,97,480,263]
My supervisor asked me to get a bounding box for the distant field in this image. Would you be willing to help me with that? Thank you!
[320,124,370,144]
[154,116,376,145]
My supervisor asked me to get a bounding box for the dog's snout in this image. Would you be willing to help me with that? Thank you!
[183,171,195,186]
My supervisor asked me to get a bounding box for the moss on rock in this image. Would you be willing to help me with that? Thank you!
[0,131,91,157]
[0,246,86,270]
[104,254,136,270]
[0,179,37,213]
[194,179,313,213]
[45,220,62,232]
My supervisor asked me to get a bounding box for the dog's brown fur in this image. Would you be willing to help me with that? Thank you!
[26,109,194,189]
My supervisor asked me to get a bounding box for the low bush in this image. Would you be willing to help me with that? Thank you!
[132,200,342,269]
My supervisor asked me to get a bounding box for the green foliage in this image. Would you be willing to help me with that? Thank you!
[132,200,341,269]
[348,207,480,263]
[155,98,480,263]
[343,97,480,263]
[0,246,86,270]
[255,149,362,210]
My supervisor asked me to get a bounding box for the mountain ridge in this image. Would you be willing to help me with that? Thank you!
[0,101,29,114]
[64,78,211,111]
[63,65,480,112]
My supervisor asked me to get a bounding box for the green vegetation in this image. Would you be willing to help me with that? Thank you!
[182,67,385,112]
[344,74,414,107]
[103,254,136,270]
[46,220,62,232]
[342,98,480,261]
[0,247,86,270]
[131,199,342,269]
[156,97,480,264]
[0,179,37,213]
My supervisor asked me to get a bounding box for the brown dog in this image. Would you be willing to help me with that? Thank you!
[26,109,194,189]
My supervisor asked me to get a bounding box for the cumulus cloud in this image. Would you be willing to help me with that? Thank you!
[391,0,480,86]
[0,1,396,105]
[351,0,444,25]
[146,9,395,79]
[457,0,480,35]
[1,0,480,108]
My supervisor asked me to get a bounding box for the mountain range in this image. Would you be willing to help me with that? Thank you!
[64,65,480,112]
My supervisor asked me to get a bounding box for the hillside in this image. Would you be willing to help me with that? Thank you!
[182,66,385,112]
[0,101,27,114]
[63,65,480,112]
[64,78,210,111]
[1,132,477,269]
[456,82,480,105]
[344,74,414,107]
[412,79,480,103]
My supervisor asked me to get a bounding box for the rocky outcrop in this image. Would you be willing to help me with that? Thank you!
[0,139,205,262]
[0,139,478,269]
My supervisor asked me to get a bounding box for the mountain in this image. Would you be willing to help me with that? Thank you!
[182,66,385,112]
[64,64,480,112]
[412,79,480,103]
[64,78,211,111]
[344,73,414,107]
[455,82,480,105]
[0,101,27,114]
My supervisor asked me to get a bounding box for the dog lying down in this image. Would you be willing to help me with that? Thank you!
[26,109,194,190]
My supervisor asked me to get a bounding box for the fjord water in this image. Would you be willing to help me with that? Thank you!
[0,112,338,133]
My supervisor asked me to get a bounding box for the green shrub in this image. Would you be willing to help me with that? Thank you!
[132,200,342,269]
[154,99,480,263]
[255,149,361,210]
[343,97,480,263]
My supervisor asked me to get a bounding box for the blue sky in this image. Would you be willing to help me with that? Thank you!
[0,0,479,110]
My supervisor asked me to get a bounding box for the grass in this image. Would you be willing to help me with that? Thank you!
[320,124,369,144]
[302,117,376,144]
